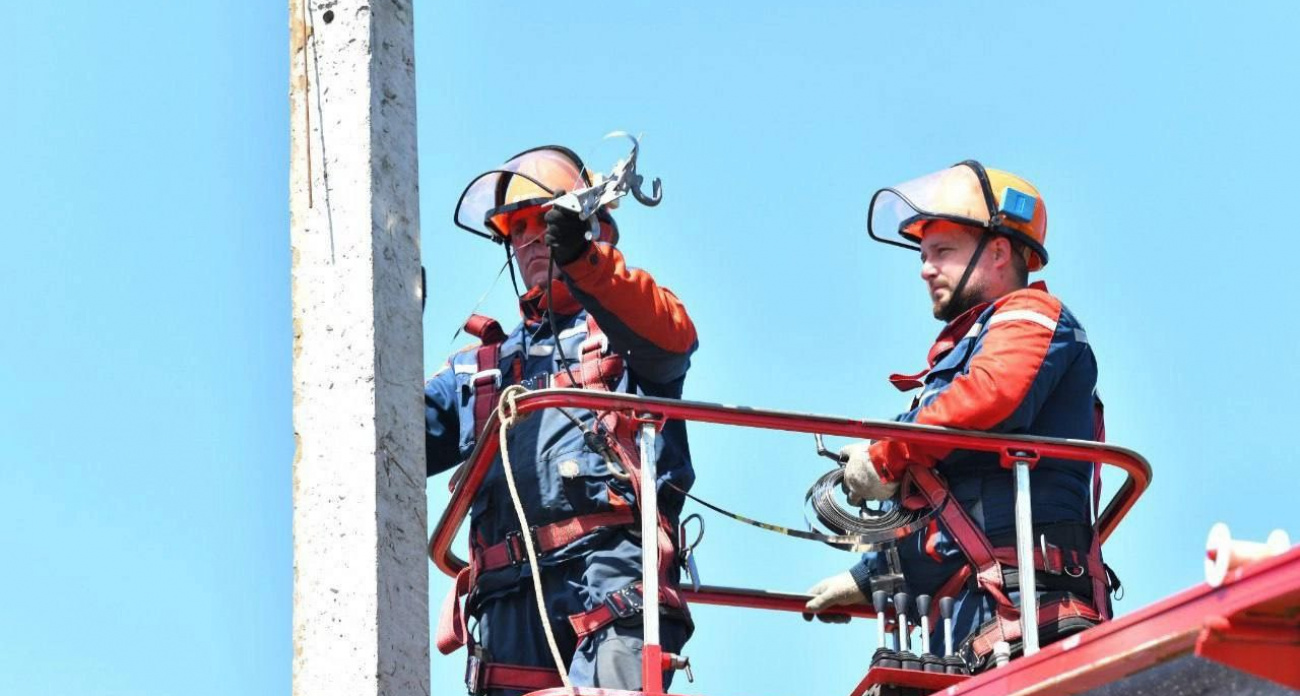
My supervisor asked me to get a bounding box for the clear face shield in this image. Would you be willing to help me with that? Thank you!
[867,162,999,251]
[452,147,591,242]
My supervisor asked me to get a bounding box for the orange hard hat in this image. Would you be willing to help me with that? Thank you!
[868,160,1048,271]
[453,145,619,246]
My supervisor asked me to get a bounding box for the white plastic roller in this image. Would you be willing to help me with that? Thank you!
[1204,522,1291,587]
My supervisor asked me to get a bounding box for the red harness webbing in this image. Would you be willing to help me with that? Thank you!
[465,314,508,442]
[566,579,688,639]
[471,343,502,441]
[438,312,686,668]
[909,466,1016,610]
[890,328,1115,647]
[579,315,617,392]
[466,314,625,439]
[911,395,1115,637]
[435,506,641,656]
[473,508,636,574]
[436,566,474,655]
[966,595,1102,659]
[573,396,691,640]
[473,662,565,693]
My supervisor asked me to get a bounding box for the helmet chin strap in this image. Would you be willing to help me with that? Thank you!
[505,243,545,356]
[505,243,524,300]
[941,232,991,321]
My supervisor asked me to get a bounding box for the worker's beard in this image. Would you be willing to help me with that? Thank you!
[935,281,984,322]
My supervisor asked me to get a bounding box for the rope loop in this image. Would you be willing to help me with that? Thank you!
[498,384,529,429]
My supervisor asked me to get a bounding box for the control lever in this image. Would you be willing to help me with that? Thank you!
[916,594,932,655]
[939,596,955,656]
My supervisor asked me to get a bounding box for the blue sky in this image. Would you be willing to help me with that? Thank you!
[3,2,1299,695]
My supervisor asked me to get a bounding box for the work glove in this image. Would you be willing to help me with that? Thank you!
[543,204,591,266]
[840,441,899,505]
[803,571,867,624]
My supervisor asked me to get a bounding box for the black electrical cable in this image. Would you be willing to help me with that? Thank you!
[664,470,941,553]
[803,468,938,548]
[539,252,602,448]
[546,255,582,389]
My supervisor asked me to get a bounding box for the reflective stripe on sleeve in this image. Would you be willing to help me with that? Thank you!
[986,309,1058,332]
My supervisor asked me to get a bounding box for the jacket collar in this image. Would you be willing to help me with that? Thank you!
[889,281,1048,391]
[926,280,1048,366]
[519,279,582,323]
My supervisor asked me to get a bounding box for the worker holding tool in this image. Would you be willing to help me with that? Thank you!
[805,161,1117,670]
[425,142,698,694]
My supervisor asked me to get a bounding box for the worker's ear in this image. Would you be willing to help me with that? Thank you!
[990,237,1013,270]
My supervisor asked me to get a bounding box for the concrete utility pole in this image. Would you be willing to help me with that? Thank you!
[289,0,428,693]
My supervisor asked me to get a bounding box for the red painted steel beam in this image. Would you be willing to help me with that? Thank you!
[850,666,969,695]
[938,546,1300,695]
[1195,615,1300,690]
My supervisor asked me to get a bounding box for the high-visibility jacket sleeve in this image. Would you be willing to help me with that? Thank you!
[424,363,462,477]
[560,242,698,385]
[870,289,1080,479]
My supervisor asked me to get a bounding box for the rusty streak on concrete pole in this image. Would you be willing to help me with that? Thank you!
[289,0,428,694]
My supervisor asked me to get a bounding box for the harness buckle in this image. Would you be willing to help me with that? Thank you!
[603,584,644,620]
[503,527,540,566]
[1039,535,1063,575]
[470,368,502,389]
[465,646,488,696]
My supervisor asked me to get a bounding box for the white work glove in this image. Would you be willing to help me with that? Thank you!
[803,571,867,624]
[840,441,899,504]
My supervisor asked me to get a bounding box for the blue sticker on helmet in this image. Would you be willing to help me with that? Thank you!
[1000,187,1037,223]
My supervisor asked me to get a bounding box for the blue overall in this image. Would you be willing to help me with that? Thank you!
[853,283,1105,662]
[426,242,698,694]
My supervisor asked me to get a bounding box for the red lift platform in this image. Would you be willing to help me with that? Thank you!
[430,390,1300,696]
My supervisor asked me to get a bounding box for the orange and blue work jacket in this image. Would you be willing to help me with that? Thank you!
[424,242,698,601]
[855,281,1098,602]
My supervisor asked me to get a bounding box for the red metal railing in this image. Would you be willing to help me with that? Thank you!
[428,389,1153,619]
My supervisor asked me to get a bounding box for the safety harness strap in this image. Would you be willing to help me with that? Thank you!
[469,660,565,694]
[909,466,1015,609]
[989,546,1104,581]
[467,314,625,438]
[964,595,1102,661]
[435,566,474,655]
[567,581,690,639]
[437,506,640,655]
[474,508,637,573]
[544,355,625,389]
[579,315,619,392]
[582,411,694,640]
[465,314,508,345]
[471,345,502,440]
[445,313,688,674]
[921,543,1111,631]
[465,314,508,441]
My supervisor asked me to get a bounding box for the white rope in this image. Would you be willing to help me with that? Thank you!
[496,385,572,687]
